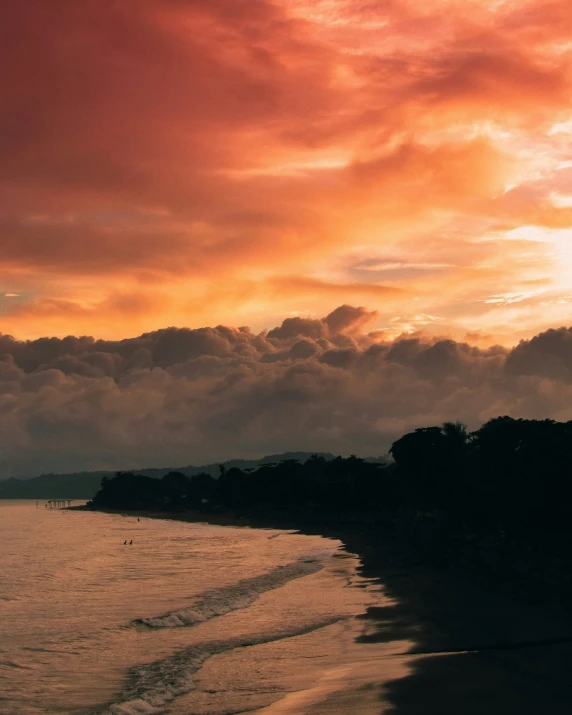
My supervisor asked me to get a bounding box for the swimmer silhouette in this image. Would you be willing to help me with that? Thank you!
[129,540,133,545]
[124,540,127,545]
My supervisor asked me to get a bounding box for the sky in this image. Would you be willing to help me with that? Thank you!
[2,1,572,475]
[3,0,572,343]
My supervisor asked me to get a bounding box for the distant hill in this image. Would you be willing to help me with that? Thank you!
[0,452,338,499]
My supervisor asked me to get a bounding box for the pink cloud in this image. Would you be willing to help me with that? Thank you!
[1,0,572,340]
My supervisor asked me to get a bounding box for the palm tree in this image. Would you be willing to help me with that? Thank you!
[442,421,469,448]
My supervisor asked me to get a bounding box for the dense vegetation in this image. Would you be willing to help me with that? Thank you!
[89,416,572,600]
[0,452,335,500]
[90,416,572,534]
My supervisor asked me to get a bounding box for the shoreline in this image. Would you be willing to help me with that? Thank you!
[73,504,572,607]
[75,504,572,645]
[75,504,572,713]
[70,504,377,551]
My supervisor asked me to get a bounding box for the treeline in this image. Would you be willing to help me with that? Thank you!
[89,457,385,515]
[90,416,572,535]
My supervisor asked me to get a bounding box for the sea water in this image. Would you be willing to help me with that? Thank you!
[0,501,411,714]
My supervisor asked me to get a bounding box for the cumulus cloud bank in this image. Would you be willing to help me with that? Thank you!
[1,306,571,478]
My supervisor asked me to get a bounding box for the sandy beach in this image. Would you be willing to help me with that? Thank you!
[74,505,572,714]
[356,543,572,714]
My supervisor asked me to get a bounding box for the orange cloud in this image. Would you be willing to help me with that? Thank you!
[2,0,572,341]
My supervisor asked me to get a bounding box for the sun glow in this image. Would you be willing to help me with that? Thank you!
[0,0,572,344]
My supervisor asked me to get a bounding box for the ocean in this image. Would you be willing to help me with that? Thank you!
[0,500,411,715]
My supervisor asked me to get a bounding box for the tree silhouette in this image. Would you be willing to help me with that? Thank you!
[89,416,572,553]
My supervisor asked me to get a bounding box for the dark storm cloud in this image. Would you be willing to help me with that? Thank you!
[505,327,572,380]
[1,306,572,478]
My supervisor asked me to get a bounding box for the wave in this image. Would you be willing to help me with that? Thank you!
[100,616,345,715]
[0,658,35,670]
[133,557,326,629]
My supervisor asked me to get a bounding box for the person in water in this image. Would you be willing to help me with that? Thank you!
[129,540,133,545]
[124,540,127,545]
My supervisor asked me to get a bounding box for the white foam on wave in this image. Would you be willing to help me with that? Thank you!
[134,556,327,629]
[101,616,346,715]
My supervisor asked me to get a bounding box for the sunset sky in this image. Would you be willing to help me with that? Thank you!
[2,1,572,476]
[3,0,572,344]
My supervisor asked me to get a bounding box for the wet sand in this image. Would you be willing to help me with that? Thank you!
[349,536,572,714]
[77,506,572,713]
